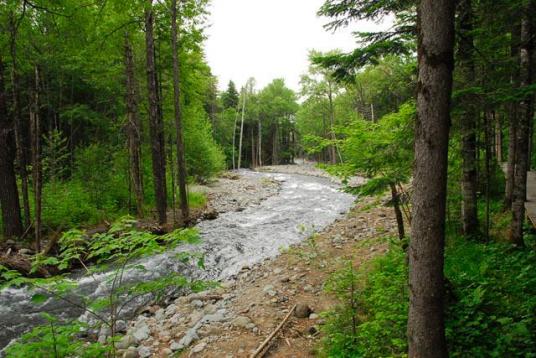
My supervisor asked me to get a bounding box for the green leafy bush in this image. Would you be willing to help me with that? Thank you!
[322,241,408,358]
[4,317,108,358]
[321,236,536,357]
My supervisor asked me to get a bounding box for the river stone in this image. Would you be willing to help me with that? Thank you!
[263,285,277,297]
[189,310,204,323]
[122,348,138,358]
[116,320,127,333]
[231,316,252,328]
[303,284,314,292]
[309,313,319,320]
[117,335,138,350]
[169,313,182,325]
[191,342,207,353]
[170,328,198,351]
[137,346,152,358]
[99,325,111,338]
[273,268,283,274]
[192,299,204,308]
[161,348,173,357]
[154,309,165,321]
[295,304,312,318]
[165,304,177,317]
[202,311,226,323]
[131,321,150,342]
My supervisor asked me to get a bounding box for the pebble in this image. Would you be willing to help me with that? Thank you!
[191,342,207,353]
[192,299,204,308]
[137,346,152,358]
[117,335,137,350]
[231,316,252,328]
[122,348,138,358]
[309,313,319,320]
[160,347,172,357]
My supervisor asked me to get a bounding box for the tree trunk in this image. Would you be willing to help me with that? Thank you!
[9,13,30,229]
[389,182,405,240]
[328,82,337,164]
[408,0,454,356]
[505,22,521,209]
[232,108,238,170]
[238,88,246,169]
[171,0,189,222]
[251,126,256,168]
[272,122,278,165]
[495,112,503,162]
[510,7,533,246]
[144,1,167,225]
[0,55,23,239]
[458,0,479,238]
[124,33,144,217]
[258,118,262,166]
[31,66,43,251]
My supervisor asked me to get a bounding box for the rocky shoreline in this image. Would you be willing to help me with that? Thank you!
[100,168,394,358]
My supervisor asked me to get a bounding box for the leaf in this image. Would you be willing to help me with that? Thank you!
[31,293,48,304]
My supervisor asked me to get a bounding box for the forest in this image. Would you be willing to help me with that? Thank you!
[0,0,535,357]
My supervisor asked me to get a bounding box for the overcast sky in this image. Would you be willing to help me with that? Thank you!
[204,0,391,92]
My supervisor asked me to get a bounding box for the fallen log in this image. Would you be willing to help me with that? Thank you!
[250,304,297,358]
[0,253,51,278]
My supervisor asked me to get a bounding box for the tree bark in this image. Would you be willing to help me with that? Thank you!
[232,107,238,170]
[408,0,454,356]
[30,66,43,251]
[9,12,30,229]
[505,22,521,209]
[0,55,23,239]
[495,112,503,163]
[124,33,144,218]
[144,1,167,225]
[258,118,262,166]
[171,0,189,222]
[238,88,247,169]
[510,6,533,246]
[327,81,337,164]
[458,0,479,238]
[390,182,405,240]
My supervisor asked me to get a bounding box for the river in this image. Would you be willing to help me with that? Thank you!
[0,170,355,351]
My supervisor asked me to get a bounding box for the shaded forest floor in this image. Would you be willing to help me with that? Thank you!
[119,167,396,358]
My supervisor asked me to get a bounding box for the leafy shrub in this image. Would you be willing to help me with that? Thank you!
[4,317,108,358]
[321,236,536,357]
[322,241,408,358]
[445,238,536,357]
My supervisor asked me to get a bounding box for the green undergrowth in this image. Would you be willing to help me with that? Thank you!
[321,232,536,357]
[1,217,213,357]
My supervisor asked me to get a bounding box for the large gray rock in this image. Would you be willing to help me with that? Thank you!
[117,335,138,350]
[137,346,152,358]
[122,348,138,358]
[191,342,207,354]
[131,320,150,342]
[170,328,199,351]
[116,320,127,333]
[231,316,252,328]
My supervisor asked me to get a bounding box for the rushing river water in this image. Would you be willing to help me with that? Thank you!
[0,170,355,351]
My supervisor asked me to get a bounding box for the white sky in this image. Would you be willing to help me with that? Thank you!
[204,0,392,92]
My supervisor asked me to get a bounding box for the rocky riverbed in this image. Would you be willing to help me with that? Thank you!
[1,164,359,355]
[108,193,397,358]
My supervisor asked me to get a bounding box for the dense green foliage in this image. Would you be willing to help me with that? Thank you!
[322,229,536,357]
